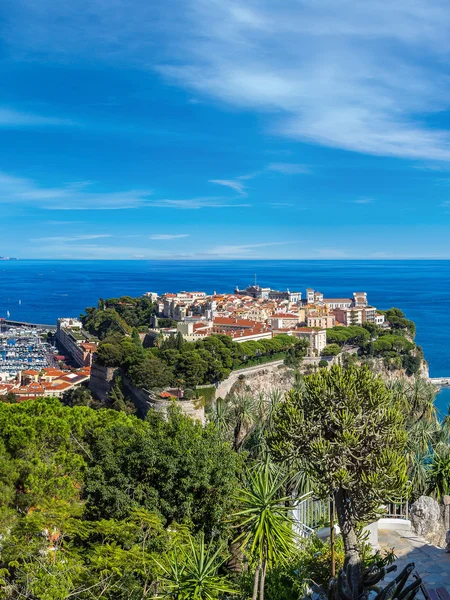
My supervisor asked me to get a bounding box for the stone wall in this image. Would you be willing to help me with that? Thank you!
[88,363,118,401]
[122,375,204,422]
[89,363,204,421]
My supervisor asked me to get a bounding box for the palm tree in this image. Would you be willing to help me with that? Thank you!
[233,461,296,600]
[154,532,235,599]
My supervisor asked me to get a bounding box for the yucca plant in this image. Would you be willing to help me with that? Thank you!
[233,460,296,600]
[427,446,450,501]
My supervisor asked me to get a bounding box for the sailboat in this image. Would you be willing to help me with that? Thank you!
[6,311,10,318]
[18,300,21,305]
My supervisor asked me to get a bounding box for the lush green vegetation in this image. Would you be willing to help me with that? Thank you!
[81,296,158,337]
[326,307,422,375]
[95,329,308,390]
[269,365,408,593]
[0,399,241,598]
[0,359,446,599]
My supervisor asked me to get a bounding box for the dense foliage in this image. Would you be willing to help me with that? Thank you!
[269,365,408,597]
[81,296,158,337]
[326,307,422,375]
[96,330,308,389]
[0,399,241,598]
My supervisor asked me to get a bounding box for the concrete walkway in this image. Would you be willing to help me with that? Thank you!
[379,528,450,590]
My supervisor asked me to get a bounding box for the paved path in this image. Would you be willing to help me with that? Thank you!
[379,528,450,590]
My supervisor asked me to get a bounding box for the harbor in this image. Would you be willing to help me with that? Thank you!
[0,322,52,380]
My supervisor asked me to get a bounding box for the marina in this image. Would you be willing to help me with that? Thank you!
[0,323,51,380]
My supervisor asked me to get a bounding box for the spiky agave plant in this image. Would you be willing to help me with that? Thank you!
[153,532,236,599]
[327,562,422,600]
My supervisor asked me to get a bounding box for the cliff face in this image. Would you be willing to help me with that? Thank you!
[353,356,429,382]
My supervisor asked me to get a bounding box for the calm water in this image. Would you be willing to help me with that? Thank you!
[1,259,449,414]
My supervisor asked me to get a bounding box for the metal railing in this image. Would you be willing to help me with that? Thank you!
[293,494,409,539]
[384,499,409,520]
[293,491,331,539]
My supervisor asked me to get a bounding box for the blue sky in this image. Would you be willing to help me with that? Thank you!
[2,0,450,259]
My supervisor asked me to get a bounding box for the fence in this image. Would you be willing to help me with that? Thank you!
[293,493,409,539]
[384,499,409,520]
[293,491,331,539]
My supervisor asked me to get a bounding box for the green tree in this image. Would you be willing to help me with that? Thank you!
[108,375,136,414]
[269,365,408,599]
[96,341,123,367]
[321,344,341,356]
[128,355,174,390]
[61,385,92,407]
[84,406,240,534]
[427,447,450,501]
[0,391,17,403]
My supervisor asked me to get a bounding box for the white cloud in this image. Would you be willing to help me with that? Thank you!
[206,241,293,257]
[153,196,251,209]
[46,220,86,225]
[314,247,349,258]
[268,163,310,174]
[0,172,152,210]
[31,234,111,242]
[149,234,190,240]
[209,179,248,196]
[7,1,450,161]
[155,0,450,162]
[351,198,373,204]
[0,107,74,127]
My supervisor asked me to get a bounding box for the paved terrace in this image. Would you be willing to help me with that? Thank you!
[380,528,450,591]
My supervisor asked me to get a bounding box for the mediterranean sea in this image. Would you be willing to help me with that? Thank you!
[1,259,449,414]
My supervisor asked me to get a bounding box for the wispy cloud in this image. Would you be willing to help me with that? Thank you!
[31,234,111,243]
[46,220,86,225]
[314,247,349,259]
[7,1,450,163]
[209,179,248,196]
[206,241,293,257]
[351,198,373,204]
[153,196,251,209]
[154,1,450,162]
[0,107,75,128]
[268,163,310,175]
[149,234,190,240]
[0,172,152,210]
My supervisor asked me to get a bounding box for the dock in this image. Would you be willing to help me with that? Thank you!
[1,319,56,331]
[429,378,450,387]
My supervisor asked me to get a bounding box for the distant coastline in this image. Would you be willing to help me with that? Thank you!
[0,257,18,261]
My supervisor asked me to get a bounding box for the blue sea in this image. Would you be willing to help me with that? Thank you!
[1,259,449,414]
